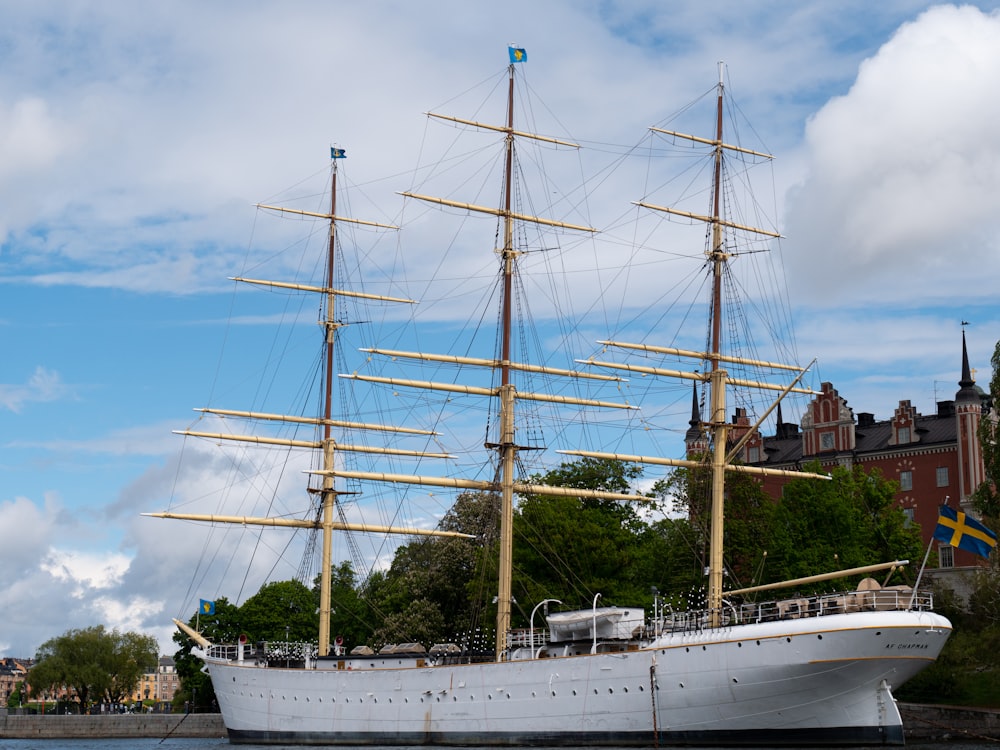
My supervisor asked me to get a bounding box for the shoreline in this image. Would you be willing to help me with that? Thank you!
[0,713,226,739]
[0,705,996,741]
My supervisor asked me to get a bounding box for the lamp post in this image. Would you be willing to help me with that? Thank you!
[651,586,660,638]
[530,599,561,659]
[591,592,602,654]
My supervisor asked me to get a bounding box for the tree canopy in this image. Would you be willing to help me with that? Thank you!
[29,626,157,709]
[972,339,1000,524]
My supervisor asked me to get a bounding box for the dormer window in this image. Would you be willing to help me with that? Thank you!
[891,401,918,445]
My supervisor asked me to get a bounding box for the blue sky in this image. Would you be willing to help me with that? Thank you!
[3,1,1000,658]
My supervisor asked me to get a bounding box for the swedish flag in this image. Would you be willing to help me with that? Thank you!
[508,46,527,64]
[933,505,997,558]
[199,599,216,615]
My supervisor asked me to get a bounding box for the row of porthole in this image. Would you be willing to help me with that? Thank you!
[680,634,826,653]
[236,683,652,703]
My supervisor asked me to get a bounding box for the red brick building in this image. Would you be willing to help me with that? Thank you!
[688,332,993,572]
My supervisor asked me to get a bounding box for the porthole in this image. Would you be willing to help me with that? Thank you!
[732,678,738,684]
[817,635,823,640]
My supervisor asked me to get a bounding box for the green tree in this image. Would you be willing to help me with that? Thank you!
[972,339,1000,523]
[513,458,652,612]
[766,463,921,588]
[30,626,156,711]
[6,680,24,708]
[239,580,317,643]
[655,460,775,592]
[367,491,495,648]
[324,560,379,653]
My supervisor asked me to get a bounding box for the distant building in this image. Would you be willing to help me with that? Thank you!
[128,655,180,706]
[687,332,994,579]
[0,658,31,706]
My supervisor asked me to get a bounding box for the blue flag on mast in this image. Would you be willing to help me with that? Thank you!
[331,147,346,159]
[199,599,216,615]
[933,505,997,558]
[508,46,527,64]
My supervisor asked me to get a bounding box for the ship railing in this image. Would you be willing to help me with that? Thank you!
[204,640,318,664]
[653,587,936,634]
[508,628,550,649]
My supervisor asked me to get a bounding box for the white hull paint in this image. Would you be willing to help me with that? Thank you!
[204,610,951,746]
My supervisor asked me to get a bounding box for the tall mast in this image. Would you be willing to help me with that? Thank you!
[707,61,728,627]
[495,63,517,661]
[317,156,340,658]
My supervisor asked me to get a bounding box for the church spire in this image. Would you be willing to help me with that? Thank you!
[955,328,984,504]
[685,381,708,456]
[956,329,978,404]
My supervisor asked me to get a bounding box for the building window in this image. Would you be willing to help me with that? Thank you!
[897,426,910,444]
[820,432,835,451]
[899,470,913,491]
[939,545,954,568]
[936,467,949,487]
[747,446,760,463]
[902,507,914,527]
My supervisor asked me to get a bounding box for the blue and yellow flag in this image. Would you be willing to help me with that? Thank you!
[331,147,346,159]
[508,46,527,64]
[199,599,216,615]
[933,505,997,558]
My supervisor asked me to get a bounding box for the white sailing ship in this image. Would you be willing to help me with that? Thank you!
[153,57,952,746]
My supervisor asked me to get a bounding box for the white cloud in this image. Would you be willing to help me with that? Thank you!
[784,4,1000,309]
[0,366,72,413]
[40,549,132,595]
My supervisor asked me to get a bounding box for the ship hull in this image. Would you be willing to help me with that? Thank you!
[205,610,950,746]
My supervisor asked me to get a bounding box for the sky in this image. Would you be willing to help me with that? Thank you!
[3,0,1000,659]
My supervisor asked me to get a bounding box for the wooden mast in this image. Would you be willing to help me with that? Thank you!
[604,64,832,626]
[495,61,517,662]
[152,151,496,654]
[706,62,729,628]
[316,158,340,658]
